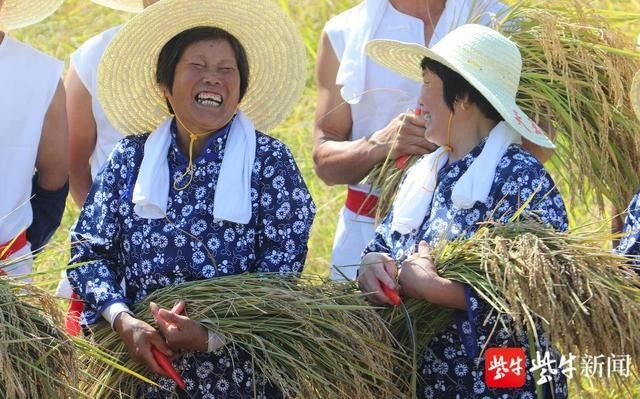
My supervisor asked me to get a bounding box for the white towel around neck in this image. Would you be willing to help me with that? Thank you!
[337,0,504,104]
[132,111,256,224]
[390,121,521,235]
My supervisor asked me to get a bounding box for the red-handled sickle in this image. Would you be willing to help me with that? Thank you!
[65,293,84,336]
[151,345,186,390]
[380,282,402,306]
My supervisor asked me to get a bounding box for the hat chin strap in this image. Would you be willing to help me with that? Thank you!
[443,111,454,153]
[172,112,211,191]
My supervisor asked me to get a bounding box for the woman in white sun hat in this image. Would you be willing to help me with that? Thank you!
[60,0,159,338]
[0,0,68,277]
[616,71,640,267]
[66,0,314,397]
[358,24,568,398]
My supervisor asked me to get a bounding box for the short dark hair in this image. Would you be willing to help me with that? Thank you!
[156,26,250,114]
[420,57,502,122]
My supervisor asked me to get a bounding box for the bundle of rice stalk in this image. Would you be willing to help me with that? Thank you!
[386,220,640,383]
[380,298,453,357]
[0,276,77,398]
[79,273,409,399]
[367,0,640,220]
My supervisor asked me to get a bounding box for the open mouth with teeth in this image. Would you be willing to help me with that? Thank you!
[195,92,223,107]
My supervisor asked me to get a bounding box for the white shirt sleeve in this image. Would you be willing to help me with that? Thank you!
[102,302,134,329]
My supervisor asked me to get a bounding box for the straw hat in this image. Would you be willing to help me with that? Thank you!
[0,0,63,30]
[366,24,555,149]
[97,0,306,134]
[632,70,640,122]
[90,0,144,13]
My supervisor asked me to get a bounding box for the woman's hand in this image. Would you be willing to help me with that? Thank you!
[358,252,398,305]
[398,241,439,301]
[398,241,466,310]
[150,300,208,353]
[114,312,174,377]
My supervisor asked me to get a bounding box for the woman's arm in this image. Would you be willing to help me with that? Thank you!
[255,143,315,273]
[66,138,135,323]
[397,241,466,310]
[66,137,176,375]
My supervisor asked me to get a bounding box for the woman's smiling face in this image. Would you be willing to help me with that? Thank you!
[419,69,452,147]
[163,39,241,134]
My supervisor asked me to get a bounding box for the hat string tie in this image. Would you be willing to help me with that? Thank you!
[173,113,211,191]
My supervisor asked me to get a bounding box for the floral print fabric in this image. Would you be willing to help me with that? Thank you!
[616,190,640,266]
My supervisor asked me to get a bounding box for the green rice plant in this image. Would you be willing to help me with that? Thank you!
[79,273,409,399]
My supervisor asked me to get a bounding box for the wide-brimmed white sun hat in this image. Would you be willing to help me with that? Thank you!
[632,70,640,122]
[0,0,63,30]
[90,0,144,13]
[97,0,306,134]
[366,23,555,149]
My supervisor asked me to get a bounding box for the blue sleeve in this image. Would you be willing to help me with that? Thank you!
[255,142,315,274]
[66,138,139,324]
[362,209,394,257]
[616,192,640,266]
[26,172,69,252]
[458,154,569,357]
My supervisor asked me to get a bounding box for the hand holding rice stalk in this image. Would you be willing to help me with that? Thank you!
[368,0,640,220]
[384,220,640,388]
[0,276,77,398]
[79,273,410,399]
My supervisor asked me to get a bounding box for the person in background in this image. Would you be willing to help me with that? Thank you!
[0,0,68,276]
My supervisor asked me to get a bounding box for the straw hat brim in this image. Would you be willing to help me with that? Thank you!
[0,0,63,30]
[90,0,144,13]
[632,70,640,122]
[97,0,306,134]
[366,39,555,149]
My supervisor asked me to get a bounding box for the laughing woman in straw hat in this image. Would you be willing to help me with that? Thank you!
[66,0,314,397]
[616,71,640,267]
[359,25,568,398]
[0,0,69,276]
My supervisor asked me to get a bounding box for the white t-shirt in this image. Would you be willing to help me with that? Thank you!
[70,26,124,178]
[0,34,63,247]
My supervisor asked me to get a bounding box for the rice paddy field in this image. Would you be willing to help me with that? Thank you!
[8,0,640,397]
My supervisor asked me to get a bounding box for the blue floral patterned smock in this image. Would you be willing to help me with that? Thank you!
[364,139,569,399]
[616,191,640,267]
[67,119,315,398]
